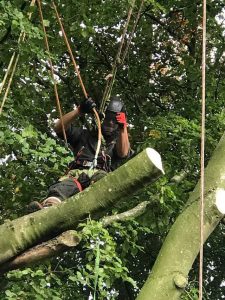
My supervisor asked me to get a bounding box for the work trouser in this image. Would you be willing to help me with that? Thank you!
[47,168,107,201]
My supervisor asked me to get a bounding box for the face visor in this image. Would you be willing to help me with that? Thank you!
[101,111,119,137]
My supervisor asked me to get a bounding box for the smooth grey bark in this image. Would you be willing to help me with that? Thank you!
[0,230,80,275]
[137,133,225,300]
[0,148,164,265]
[0,201,149,274]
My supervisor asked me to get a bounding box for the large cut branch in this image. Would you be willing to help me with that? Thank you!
[0,148,164,265]
[0,201,150,274]
[0,230,80,275]
[137,134,225,300]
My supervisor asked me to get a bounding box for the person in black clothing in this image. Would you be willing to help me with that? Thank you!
[28,96,131,211]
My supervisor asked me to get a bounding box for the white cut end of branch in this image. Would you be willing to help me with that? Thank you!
[215,189,225,214]
[146,148,165,174]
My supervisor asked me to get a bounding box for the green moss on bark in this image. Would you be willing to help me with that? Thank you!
[0,148,163,265]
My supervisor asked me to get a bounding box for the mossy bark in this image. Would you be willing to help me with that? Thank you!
[0,148,163,265]
[0,201,149,274]
[137,134,225,300]
[0,231,80,274]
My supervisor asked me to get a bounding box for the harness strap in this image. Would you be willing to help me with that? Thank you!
[69,176,83,192]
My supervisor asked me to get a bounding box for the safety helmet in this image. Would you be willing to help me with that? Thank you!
[106,96,125,113]
[101,96,125,139]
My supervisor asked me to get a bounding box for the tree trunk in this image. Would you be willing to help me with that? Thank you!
[137,134,225,300]
[0,148,164,265]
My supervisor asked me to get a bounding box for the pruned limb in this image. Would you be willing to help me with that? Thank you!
[0,231,80,275]
[137,133,225,300]
[0,201,150,274]
[0,148,164,265]
[170,170,188,184]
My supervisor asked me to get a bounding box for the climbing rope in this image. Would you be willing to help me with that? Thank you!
[51,1,88,99]
[37,0,68,146]
[0,52,16,96]
[0,0,36,115]
[199,0,207,299]
[0,55,20,115]
[120,0,145,66]
[51,0,102,167]
[100,0,136,115]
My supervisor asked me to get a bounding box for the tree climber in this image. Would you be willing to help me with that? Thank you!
[28,96,132,211]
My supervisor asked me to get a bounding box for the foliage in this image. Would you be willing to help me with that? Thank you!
[0,267,62,300]
[1,219,148,299]
[76,219,138,299]
[1,0,225,298]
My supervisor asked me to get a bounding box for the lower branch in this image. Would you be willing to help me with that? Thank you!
[0,230,80,275]
[0,148,163,265]
[102,201,149,226]
[0,201,149,274]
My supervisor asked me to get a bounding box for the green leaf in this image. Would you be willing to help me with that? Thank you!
[5,290,16,297]
[43,19,50,27]
[68,276,77,282]
[81,29,88,38]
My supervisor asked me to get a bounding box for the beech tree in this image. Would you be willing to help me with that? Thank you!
[1,0,225,299]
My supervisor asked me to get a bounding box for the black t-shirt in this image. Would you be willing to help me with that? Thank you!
[58,124,130,171]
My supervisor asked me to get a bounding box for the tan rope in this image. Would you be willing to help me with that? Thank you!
[51,1,102,165]
[114,0,136,67]
[0,0,36,115]
[0,54,19,115]
[120,0,144,66]
[37,0,67,145]
[199,0,207,299]
[93,108,102,166]
[52,0,88,99]
[0,53,16,95]
[0,0,36,96]
[100,0,136,114]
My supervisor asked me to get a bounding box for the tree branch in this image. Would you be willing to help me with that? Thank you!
[0,230,80,275]
[144,12,193,54]
[0,201,150,274]
[0,149,164,265]
[94,42,112,69]
[102,201,149,226]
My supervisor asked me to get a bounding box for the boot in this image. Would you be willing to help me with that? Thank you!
[27,201,44,213]
[27,197,61,213]
[41,196,62,207]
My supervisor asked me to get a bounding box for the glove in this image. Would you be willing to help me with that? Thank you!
[78,172,91,189]
[116,112,127,128]
[91,170,107,183]
[79,97,96,114]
